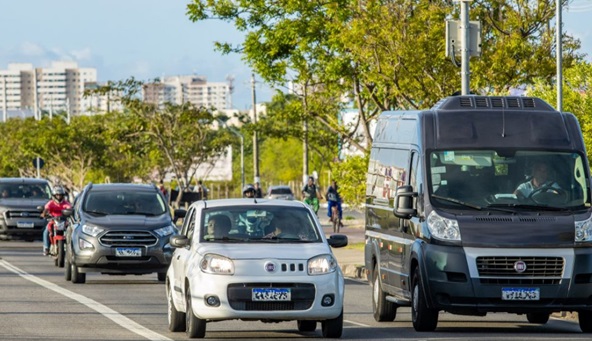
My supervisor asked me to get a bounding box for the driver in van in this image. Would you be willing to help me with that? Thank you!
[514,161,561,199]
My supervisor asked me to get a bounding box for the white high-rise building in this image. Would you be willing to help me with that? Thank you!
[0,61,98,120]
[143,75,232,110]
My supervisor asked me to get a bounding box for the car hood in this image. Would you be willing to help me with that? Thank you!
[82,213,172,229]
[196,242,332,261]
[0,198,48,210]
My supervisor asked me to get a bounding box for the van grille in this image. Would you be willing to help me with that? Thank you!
[99,231,157,246]
[476,256,563,279]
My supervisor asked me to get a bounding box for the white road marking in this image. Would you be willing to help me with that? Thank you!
[344,319,370,327]
[0,259,172,341]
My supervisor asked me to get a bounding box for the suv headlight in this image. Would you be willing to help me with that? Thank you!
[154,224,176,237]
[427,211,461,241]
[200,254,234,275]
[575,215,592,242]
[82,224,104,237]
[308,254,337,275]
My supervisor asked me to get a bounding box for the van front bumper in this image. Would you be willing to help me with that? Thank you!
[423,245,592,314]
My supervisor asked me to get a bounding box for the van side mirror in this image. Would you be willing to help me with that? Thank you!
[393,185,417,219]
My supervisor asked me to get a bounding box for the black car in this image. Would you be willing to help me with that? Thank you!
[65,183,180,284]
[0,178,52,241]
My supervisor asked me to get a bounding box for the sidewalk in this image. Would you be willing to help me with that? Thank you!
[322,217,367,281]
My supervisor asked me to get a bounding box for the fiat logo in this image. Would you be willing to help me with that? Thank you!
[264,262,276,273]
[514,260,527,273]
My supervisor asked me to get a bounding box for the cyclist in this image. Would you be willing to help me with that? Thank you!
[302,176,323,214]
[326,180,343,228]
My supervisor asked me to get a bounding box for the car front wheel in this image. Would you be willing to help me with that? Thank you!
[185,287,206,338]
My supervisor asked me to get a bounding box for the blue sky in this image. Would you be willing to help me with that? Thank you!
[1,0,591,110]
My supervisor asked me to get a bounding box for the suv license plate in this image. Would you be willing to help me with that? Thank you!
[502,288,540,301]
[115,247,142,257]
[252,288,291,301]
[17,222,34,228]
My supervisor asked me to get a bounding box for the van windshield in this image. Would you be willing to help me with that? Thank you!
[428,150,590,209]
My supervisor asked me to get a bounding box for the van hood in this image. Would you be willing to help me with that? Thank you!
[457,214,576,248]
[0,198,48,210]
[197,243,332,261]
[83,213,172,229]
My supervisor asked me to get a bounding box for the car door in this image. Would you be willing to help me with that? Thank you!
[171,206,196,299]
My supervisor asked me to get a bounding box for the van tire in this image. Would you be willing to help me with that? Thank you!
[526,312,549,324]
[579,311,592,332]
[372,264,396,322]
[411,266,438,331]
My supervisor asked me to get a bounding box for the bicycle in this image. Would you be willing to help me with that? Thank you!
[330,204,340,233]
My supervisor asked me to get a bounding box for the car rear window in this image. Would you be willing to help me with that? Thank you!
[270,188,293,195]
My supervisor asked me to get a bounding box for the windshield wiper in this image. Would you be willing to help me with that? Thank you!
[121,211,159,216]
[431,194,482,210]
[487,203,569,212]
[85,210,109,216]
[205,236,247,242]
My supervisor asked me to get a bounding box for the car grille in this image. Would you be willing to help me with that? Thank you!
[5,210,43,219]
[476,256,564,285]
[99,231,157,246]
[227,283,315,311]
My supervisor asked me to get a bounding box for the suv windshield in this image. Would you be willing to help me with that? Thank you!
[428,150,590,209]
[200,205,321,243]
[0,183,51,199]
[83,190,166,216]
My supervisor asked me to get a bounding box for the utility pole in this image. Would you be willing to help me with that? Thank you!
[556,0,563,111]
[460,0,470,95]
[251,74,260,183]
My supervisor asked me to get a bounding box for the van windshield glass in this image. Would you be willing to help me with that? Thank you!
[428,150,589,209]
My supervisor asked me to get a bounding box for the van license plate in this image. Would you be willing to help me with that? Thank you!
[502,288,540,301]
[17,222,34,228]
[252,288,291,301]
[115,248,142,257]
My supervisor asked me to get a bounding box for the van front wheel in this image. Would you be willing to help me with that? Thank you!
[579,311,592,333]
[411,266,438,331]
[372,264,396,322]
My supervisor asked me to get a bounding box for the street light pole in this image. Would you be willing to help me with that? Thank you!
[251,74,260,183]
[556,0,563,111]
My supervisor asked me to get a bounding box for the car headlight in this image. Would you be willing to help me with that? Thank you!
[575,215,592,242]
[427,210,461,241]
[200,254,234,275]
[154,224,176,237]
[308,254,337,275]
[82,224,104,237]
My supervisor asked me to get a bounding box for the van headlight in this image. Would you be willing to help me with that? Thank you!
[308,254,337,275]
[82,224,104,237]
[154,224,176,237]
[427,211,461,241]
[200,254,234,275]
[575,215,592,242]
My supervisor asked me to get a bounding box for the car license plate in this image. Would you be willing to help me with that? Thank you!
[17,222,34,228]
[252,288,291,301]
[115,247,142,257]
[502,287,540,301]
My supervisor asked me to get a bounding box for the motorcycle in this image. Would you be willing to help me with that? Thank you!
[46,214,69,268]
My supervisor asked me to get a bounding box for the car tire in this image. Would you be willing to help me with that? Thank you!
[297,320,317,332]
[411,265,438,331]
[321,309,343,338]
[57,240,65,268]
[167,284,186,332]
[157,272,166,282]
[185,287,206,338]
[372,264,396,322]
[64,258,72,281]
[526,312,550,324]
[579,310,592,332]
[71,263,86,284]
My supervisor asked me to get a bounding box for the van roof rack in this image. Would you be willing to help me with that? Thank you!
[431,96,556,112]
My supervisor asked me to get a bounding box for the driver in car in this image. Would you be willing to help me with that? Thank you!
[514,161,562,199]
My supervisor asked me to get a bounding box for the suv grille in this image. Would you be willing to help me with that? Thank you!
[476,256,564,285]
[6,210,43,219]
[99,231,157,246]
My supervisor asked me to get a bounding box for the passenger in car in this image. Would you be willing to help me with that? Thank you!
[206,215,232,239]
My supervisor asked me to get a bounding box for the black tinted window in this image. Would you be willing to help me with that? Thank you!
[270,188,292,195]
[83,190,166,215]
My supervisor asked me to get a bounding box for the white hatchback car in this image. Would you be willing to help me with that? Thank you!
[166,198,348,339]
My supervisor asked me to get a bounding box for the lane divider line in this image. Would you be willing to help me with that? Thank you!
[0,259,172,341]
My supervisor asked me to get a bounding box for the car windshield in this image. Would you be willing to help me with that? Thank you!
[428,150,590,210]
[83,190,167,216]
[0,183,51,199]
[270,187,293,195]
[200,205,322,243]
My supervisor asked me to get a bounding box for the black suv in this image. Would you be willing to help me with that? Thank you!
[0,178,52,241]
[65,183,179,284]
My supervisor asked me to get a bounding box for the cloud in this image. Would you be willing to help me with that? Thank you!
[0,42,99,69]
[19,42,45,57]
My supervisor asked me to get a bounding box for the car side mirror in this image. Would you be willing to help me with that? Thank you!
[169,235,189,248]
[393,185,417,219]
[327,234,348,248]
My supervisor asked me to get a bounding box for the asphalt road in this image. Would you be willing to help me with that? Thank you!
[0,240,588,341]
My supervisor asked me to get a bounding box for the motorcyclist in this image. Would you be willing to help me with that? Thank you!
[41,186,72,256]
[243,184,256,198]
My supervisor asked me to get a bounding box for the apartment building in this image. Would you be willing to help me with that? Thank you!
[143,75,232,110]
[0,61,98,120]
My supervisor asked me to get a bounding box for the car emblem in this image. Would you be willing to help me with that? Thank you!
[264,262,276,273]
[21,212,30,217]
[123,235,133,240]
[514,260,527,273]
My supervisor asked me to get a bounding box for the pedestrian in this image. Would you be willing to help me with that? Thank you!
[254,182,263,198]
[195,180,208,200]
